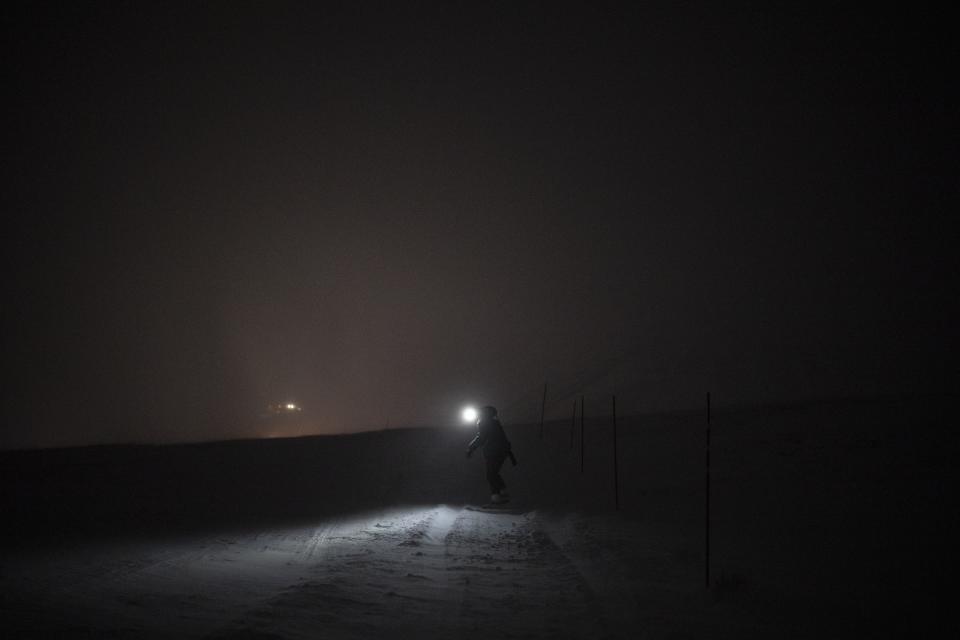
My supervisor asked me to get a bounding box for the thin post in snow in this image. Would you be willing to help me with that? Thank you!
[580,395,585,474]
[705,391,711,589]
[539,382,548,439]
[612,394,619,511]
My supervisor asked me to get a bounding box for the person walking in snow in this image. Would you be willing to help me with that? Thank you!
[465,405,515,503]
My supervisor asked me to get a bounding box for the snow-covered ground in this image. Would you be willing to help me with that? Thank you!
[1,395,955,638]
[3,506,600,638]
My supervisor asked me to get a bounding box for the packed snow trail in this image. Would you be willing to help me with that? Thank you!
[2,506,605,639]
[209,506,602,639]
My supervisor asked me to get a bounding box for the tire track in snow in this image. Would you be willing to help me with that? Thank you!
[300,518,339,561]
[208,506,461,639]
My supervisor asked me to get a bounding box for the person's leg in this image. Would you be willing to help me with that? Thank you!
[485,453,506,495]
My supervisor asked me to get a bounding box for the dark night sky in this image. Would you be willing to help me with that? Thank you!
[3,3,955,448]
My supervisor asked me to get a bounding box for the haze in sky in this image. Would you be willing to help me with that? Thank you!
[3,4,954,448]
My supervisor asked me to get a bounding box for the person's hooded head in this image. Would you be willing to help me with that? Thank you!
[478,405,498,422]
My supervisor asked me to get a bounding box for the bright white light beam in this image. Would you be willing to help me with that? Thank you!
[461,406,478,424]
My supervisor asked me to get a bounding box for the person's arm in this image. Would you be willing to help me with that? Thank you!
[504,432,517,465]
[502,427,517,465]
[466,426,487,457]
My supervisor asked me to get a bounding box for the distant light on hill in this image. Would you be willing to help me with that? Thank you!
[267,402,302,415]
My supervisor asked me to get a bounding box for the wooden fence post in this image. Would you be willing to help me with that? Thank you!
[613,395,619,510]
[539,382,548,439]
[580,395,585,474]
[705,391,711,588]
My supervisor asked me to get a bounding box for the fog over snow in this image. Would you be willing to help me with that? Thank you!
[4,4,954,449]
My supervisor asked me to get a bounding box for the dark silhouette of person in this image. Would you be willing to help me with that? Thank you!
[465,405,514,503]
